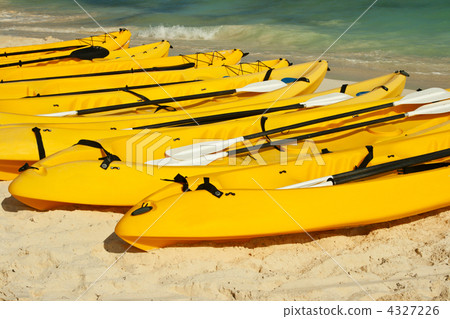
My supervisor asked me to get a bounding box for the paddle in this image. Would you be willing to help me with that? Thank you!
[167,88,450,160]
[38,80,289,117]
[147,100,450,166]
[1,45,85,57]
[0,46,110,68]
[29,79,202,98]
[278,148,450,189]
[129,92,354,130]
[2,63,196,84]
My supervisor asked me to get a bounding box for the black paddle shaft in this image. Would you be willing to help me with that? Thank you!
[230,113,406,156]
[28,79,201,98]
[76,88,240,116]
[332,148,450,185]
[1,45,85,57]
[0,63,195,83]
[0,46,109,68]
[243,101,395,140]
[133,103,304,130]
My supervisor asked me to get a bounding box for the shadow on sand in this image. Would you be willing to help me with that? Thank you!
[102,205,450,253]
[1,195,128,214]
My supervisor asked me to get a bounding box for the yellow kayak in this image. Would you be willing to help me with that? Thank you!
[0,68,399,129]
[0,71,407,180]
[0,40,171,69]
[0,58,287,99]
[0,29,131,60]
[0,49,244,83]
[23,40,172,67]
[9,87,443,209]
[98,40,170,60]
[0,29,132,68]
[0,61,323,116]
[115,149,450,250]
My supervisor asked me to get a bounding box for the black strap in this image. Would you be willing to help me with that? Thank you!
[154,104,177,113]
[340,84,348,93]
[196,177,223,198]
[355,145,374,169]
[74,139,121,169]
[124,89,150,102]
[161,173,190,192]
[398,162,449,174]
[32,127,46,160]
[260,116,282,152]
[373,85,389,91]
[18,163,39,172]
[263,68,273,81]
[297,77,310,83]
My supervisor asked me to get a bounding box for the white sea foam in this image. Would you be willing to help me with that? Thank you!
[0,9,89,26]
[134,24,329,51]
[0,10,52,23]
[1,25,116,35]
[136,25,223,40]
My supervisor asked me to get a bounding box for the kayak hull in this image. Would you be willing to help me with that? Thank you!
[115,166,450,250]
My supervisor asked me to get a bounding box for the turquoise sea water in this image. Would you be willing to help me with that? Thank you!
[0,0,448,87]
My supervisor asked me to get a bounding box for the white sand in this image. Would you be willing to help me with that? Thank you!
[1,180,448,301]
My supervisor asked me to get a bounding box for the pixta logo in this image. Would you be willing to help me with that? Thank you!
[125,129,325,174]
[125,129,172,175]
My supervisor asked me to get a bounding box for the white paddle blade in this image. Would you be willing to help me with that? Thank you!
[236,80,287,93]
[395,88,450,106]
[145,152,227,167]
[277,176,332,189]
[302,93,354,108]
[407,100,450,117]
[166,137,244,160]
[145,156,187,167]
[38,110,77,117]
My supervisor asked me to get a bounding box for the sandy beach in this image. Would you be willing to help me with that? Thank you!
[1,179,449,301]
[0,33,448,301]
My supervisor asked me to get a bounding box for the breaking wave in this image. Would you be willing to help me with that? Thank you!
[136,25,223,40]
